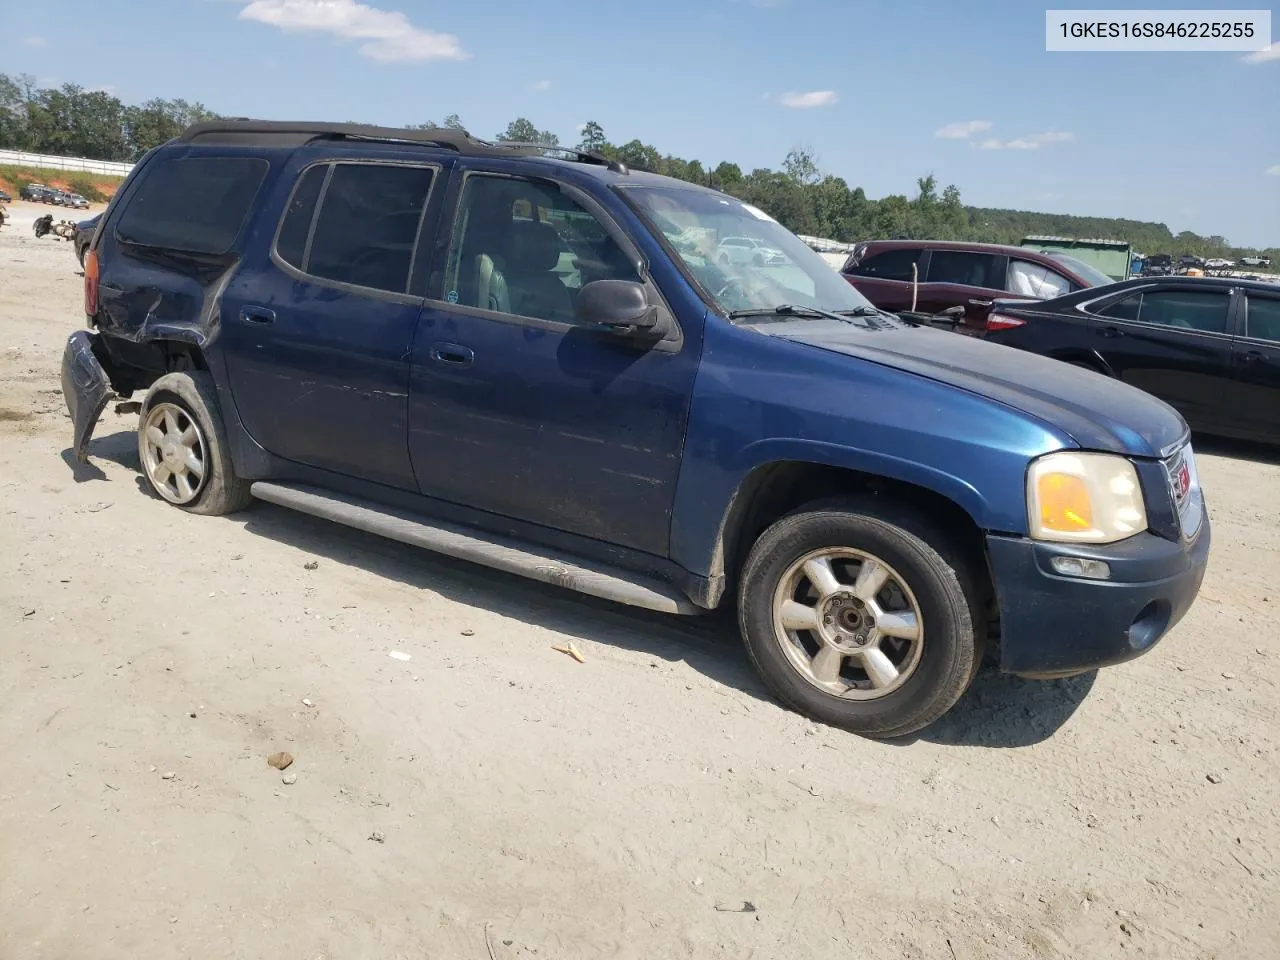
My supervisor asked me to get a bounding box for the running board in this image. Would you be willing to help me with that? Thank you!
[250,482,701,616]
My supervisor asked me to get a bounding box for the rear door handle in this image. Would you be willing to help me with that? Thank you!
[968,299,992,307]
[1241,350,1264,365]
[429,342,474,367]
[1098,326,1124,338]
[240,306,276,325]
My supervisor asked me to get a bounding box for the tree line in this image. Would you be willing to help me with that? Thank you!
[0,72,1271,260]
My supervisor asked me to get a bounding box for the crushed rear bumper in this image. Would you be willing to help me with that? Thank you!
[60,330,113,462]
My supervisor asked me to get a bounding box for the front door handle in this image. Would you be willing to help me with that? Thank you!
[429,342,474,367]
[1241,350,1264,365]
[240,306,276,325]
[1097,326,1124,338]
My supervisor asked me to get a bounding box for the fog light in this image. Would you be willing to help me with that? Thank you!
[1050,556,1111,580]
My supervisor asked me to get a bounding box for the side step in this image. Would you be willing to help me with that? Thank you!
[250,482,701,616]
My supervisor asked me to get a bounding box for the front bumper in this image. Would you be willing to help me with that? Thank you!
[60,330,113,462]
[988,511,1210,678]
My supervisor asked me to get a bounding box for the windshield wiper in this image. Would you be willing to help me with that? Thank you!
[728,304,858,323]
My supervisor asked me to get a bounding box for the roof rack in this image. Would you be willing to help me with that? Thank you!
[494,141,629,174]
[175,121,631,174]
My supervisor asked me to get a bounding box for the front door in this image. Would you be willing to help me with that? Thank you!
[407,168,698,557]
[220,158,441,490]
[1088,285,1235,433]
[1227,290,1280,442]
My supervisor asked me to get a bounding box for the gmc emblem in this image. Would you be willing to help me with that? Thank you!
[1174,461,1191,502]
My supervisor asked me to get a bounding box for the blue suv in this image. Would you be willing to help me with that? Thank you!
[62,121,1210,738]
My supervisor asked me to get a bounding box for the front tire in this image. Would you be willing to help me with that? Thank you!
[138,372,252,516]
[738,499,980,739]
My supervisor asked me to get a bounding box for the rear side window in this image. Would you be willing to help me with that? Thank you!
[1098,294,1141,321]
[114,156,268,255]
[1136,290,1229,333]
[927,250,1000,288]
[847,247,921,281]
[277,162,434,295]
[1245,295,1280,342]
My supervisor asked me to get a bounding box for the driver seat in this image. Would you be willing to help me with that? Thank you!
[475,220,573,323]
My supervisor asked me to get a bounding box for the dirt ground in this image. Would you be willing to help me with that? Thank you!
[1,201,1278,960]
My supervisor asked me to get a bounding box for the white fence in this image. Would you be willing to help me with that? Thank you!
[0,149,133,177]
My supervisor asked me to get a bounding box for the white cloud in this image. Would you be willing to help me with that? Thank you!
[778,90,838,109]
[23,36,47,47]
[935,120,991,140]
[980,130,1074,150]
[1267,164,1280,176]
[1243,43,1280,63]
[238,0,467,63]
[531,79,551,92]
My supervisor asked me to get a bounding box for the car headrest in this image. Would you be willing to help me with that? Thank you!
[504,220,561,273]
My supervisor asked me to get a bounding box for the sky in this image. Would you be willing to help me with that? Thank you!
[9,0,1280,248]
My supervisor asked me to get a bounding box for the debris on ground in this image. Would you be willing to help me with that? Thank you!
[461,628,475,637]
[267,751,294,771]
[1206,772,1224,784]
[369,830,385,843]
[714,901,757,913]
[303,560,319,570]
[552,641,586,663]
[282,773,297,785]
[160,771,176,780]
[388,650,412,662]
[301,698,314,707]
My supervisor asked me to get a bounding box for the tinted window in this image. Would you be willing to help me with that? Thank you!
[928,250,1000,288]
[305,163,434,294]
[1245,295,1280,342]
[276,164,327,270]
[115,156,268,255]
[1098,294,1141,321]
[1136,290,1229,333]
[848,247,921,281]
[444,174,639,326]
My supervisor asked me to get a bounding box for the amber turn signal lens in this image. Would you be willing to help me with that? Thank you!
[1036,472,1093,532]
[84,248,100,317]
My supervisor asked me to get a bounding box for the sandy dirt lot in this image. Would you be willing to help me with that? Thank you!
[1,205,1278,959]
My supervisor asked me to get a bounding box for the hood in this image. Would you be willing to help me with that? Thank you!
[755,318,1187,459]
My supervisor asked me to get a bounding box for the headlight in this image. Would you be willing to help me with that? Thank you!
[1027,452,1147,544]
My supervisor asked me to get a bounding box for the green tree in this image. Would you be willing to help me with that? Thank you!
[783,146,819,186]
[498,117,558,146]
[577,120,607,153]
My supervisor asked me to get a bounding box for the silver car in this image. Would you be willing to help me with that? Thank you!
[716,235,788,267]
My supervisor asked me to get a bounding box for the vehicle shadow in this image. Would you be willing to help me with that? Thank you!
[904,666,1097,748]
[66,428,1098,747]
[60,430,136,482]
[1192,435,1280,466]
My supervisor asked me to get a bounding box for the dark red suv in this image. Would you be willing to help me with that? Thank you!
[840,240,1113,333]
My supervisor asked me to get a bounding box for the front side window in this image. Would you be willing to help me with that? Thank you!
[1245,295,1280,342]
[624,184,875,316]
[115,156,269,255]
[1007,259,1072,299]
[1136,290,1230,333]
[442,174,639,326]
[927,251,1000,288]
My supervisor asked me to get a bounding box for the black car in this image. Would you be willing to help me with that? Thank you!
[73,214,100,266]
[0,189,11,203]
[984,277,1280,444]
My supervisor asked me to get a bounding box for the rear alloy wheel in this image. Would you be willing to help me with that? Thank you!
[739,500,979,738]
[137,371,252,516]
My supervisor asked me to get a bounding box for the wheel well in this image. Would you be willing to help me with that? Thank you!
[99,336,209,395]
[716,462,992,609]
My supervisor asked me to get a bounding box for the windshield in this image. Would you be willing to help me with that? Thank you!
[622,185,875,316]
[1044,252,1114,288]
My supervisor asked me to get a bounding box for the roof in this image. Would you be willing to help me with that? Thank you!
[175,119,632,174]
[858,238,1054,256]
[1022,235,1131,249]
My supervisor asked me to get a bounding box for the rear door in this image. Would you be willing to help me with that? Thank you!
[917,249,1007,330]
[218,155,444,491]
[1227,290,1280,442]
[841,246,925,312]
[1088,284,1234,432]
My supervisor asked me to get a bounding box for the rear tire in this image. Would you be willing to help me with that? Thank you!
[138,372,252,516]
[738,498,980,739]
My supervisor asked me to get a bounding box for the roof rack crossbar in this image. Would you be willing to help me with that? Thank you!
[493,141,629,175]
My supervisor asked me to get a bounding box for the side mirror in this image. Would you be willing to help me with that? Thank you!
[576,279,658,334]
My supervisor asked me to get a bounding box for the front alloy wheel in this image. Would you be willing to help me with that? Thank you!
[772,548,924,699]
